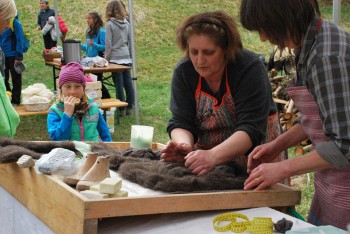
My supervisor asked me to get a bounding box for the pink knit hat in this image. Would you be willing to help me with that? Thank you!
[58,62,86,88]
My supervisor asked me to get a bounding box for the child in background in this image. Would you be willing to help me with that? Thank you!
[105,0,134,116]
[47,62,112,142]
[81,11,110,99]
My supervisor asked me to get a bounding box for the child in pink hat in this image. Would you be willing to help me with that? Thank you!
[47,62,112,142]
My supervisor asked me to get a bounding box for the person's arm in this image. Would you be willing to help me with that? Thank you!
[209,130,252,165]
[127,22,132,59]
[244,149,333,191]
[37,12,42,29]
[93,29,105,53]
[105,23,112,61]
[97,111,112,142]
[170,128,194,147]
[308,58,350,168]
[231,59,272,151]
[161,128,194,163]
[47,110,73,141]
[14,20,24,61]
[246,123,308,174]
[167,61,198,140]
[80,38,87,52]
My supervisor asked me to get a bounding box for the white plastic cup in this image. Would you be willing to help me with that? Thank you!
[130,125,154,149]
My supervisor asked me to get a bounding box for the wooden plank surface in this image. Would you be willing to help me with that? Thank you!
[14,98,128,117]
[0,163,87,234]
[84,184,300,219]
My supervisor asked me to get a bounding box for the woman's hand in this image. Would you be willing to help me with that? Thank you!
[244,161,288,191]
[184,149,217,176]
[88,39,94,46]
[63,96,78,117]
[247,141,282,174]
[160,141,192,163]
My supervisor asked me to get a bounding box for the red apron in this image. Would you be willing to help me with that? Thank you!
[287,79,350,229]
[195,71,287,172]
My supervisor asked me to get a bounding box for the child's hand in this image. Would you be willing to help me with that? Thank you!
[88,39,94,46]
[63,96,77,117]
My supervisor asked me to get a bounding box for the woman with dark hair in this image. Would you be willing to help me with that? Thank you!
[241,0,350,229]
[161,11,287,179]
[81,11,110,98]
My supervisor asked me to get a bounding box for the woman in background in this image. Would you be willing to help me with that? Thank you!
[81,11,110,99]
[105,0,134,116]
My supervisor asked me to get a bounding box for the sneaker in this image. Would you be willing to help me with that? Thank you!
[126,108,132,116]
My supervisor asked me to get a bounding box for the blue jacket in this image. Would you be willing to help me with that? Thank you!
[81,28,105,57]
[47,97,112,142]
[0,17,24,60]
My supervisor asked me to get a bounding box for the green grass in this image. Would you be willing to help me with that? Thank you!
[11,0,350,220]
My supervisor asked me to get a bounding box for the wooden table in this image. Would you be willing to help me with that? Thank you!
[0,142,301,234]
[45,58,130,90]
[15,98,128,124]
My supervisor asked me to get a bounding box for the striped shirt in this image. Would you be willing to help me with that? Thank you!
[294,16,350,168]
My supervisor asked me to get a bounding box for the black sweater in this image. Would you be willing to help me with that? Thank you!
[167,49,276,151]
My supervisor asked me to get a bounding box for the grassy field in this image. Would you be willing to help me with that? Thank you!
[12,0,350,219]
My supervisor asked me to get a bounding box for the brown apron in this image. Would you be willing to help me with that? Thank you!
[287,79,350,229]
[195,71,287,171]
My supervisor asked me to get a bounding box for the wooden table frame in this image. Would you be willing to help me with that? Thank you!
[15,98,128,124]
[45,59,130,91]
[0,142,301,234]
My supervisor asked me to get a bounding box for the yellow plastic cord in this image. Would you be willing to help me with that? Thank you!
[213,212,273,234]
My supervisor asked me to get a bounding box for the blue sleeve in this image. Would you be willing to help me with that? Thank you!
[47,109,73,141]
[14,19,24,60]
[81,41,87,52]
[94,29,105,53]
[97,111,112,142]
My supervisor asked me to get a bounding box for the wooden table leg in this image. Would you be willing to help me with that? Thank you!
[83,219,98,234]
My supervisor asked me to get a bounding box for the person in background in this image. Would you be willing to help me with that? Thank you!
[81,11,110,99]
[240,0,350,229]
[105,0,134,116]
[0,12,25,106]
[0,0,20,138]
[37,0,56,49]
[161,11,287,179]
[47,62,112,142]
[41,16,60,43]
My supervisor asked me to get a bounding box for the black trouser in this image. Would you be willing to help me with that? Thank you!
[4,57,22,105]
[94,73,111,99]
[43,33,57,49]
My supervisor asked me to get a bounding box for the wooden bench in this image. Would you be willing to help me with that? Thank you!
[15,98,128,124]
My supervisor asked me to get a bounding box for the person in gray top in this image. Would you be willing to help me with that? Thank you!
[105,0,134,116]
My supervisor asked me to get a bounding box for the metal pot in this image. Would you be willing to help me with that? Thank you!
[62,39,81,64]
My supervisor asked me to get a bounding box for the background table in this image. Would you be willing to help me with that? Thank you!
[45,59,130,90]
